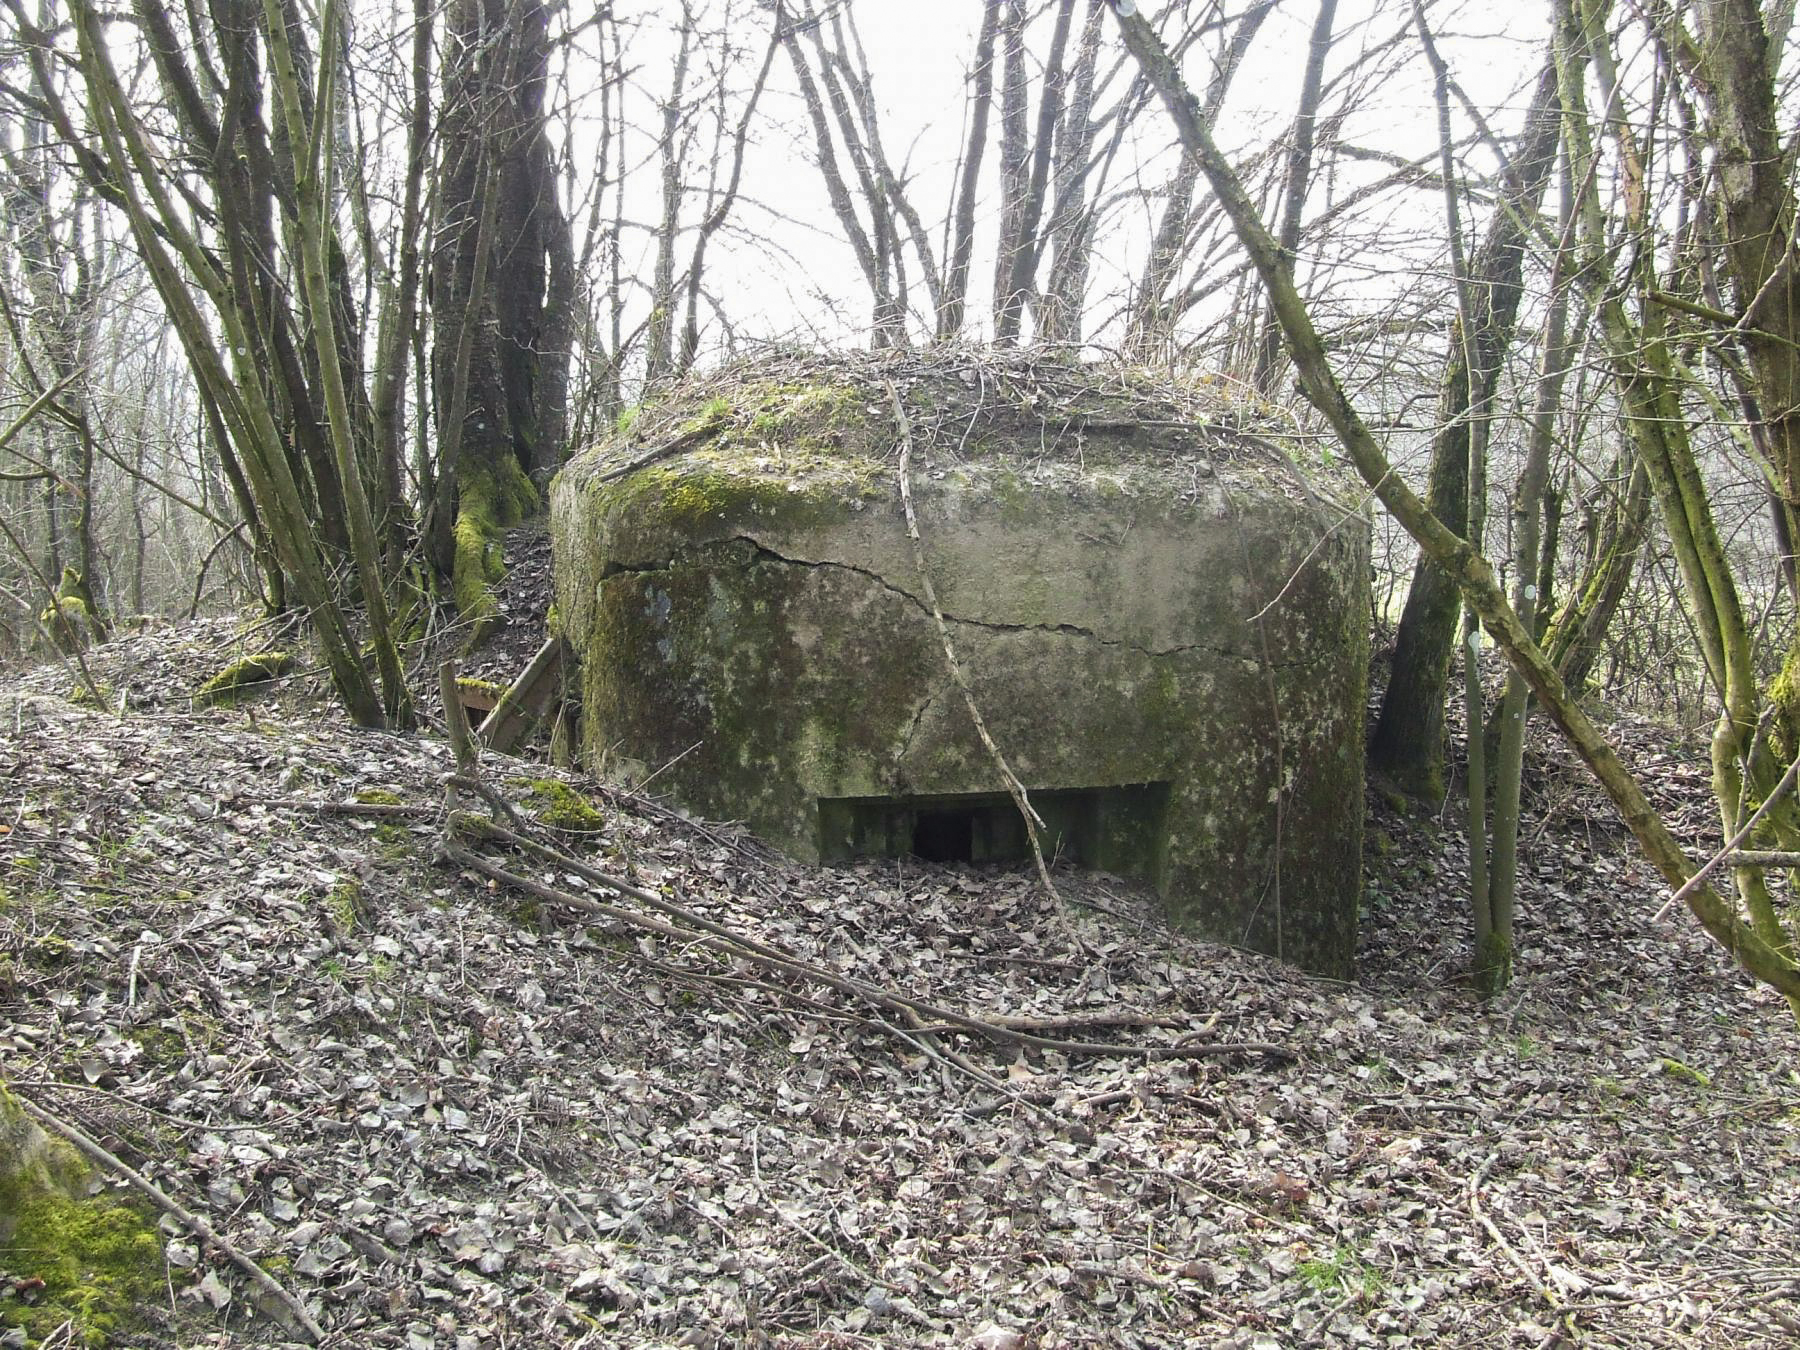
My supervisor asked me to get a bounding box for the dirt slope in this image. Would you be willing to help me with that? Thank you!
[1,622,1798,1348]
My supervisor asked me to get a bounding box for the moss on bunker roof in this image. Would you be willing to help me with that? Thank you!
[566,347,1361,511]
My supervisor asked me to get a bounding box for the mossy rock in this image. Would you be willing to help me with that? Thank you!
[194,650,293,707]
[0,1091,164,1346]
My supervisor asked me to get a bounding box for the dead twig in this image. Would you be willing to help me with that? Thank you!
[251,796,435,819]
[1468,1152,1559,1310]
[595,416,729,483]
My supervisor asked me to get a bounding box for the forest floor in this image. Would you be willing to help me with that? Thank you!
[2,592,1799,1348]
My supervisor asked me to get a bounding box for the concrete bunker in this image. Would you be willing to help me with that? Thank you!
[551,351,1370,976]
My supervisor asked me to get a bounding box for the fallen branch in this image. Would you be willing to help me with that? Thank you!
[442,815,1289,1064]
[251,796,435,820]
[888,1006,1059,1127]
[946,1008,1185,1035]
[15,1092,325,1344]
[1468,1152,1559,1310]
[1721,850,1800,869]
[1652,748,1800,922]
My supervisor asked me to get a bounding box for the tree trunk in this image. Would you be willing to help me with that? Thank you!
[1369,54,1563,800]
[993,0,1076,345]
[939,1,1001,338]
[429,0,568,638]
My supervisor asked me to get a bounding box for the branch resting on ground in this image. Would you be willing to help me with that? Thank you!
[13,1091,325,1344]
[441,817,1289,1064]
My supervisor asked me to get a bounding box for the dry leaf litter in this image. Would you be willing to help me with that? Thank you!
[1,607,1797,1349]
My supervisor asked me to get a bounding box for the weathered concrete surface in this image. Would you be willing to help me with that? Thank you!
[552,353,1369,976]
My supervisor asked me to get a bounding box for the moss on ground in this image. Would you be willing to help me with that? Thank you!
[194,650,293,707]
[328,878,363,934]
[516,778,605,832]
[352,790,413,852]
[66,682,114,709]
[0,1091,163,1347]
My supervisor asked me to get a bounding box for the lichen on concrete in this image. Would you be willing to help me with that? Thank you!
[551,349,1370,976]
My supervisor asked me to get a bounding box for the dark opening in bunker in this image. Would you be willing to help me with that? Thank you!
[818,783,1172,881]
[912,809,975,862]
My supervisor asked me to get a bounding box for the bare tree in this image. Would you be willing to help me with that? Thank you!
[1111,0,1800,1007]
[1369,51,1564,801]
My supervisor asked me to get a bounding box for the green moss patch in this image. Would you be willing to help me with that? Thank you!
[194,650,293,707]
[0,1094,163,1347]
[328,878,363,935]
[453,461,539,648]
[39,567,98,654]
[353,789,413,850]
[516,778,605,832]
[39,595,93,655]
[66,682,113,709]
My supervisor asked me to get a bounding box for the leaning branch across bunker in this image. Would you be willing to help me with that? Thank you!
[884,376,1059,901]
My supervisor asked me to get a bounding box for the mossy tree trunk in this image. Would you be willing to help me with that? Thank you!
[428,0,569,639]
[1541,449,1652,692]
[49,0,390,725]
[369,0,433,563]
[261,0,413,727]
[1486,153,1582,998]
[1559,0,1800,1010]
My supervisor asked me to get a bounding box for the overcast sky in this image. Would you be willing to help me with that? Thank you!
[544,1,1557,355]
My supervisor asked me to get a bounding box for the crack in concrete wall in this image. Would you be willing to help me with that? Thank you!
[597,533,1329,670]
